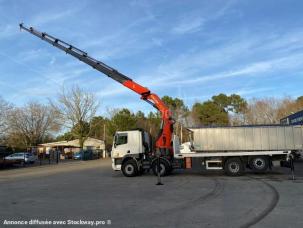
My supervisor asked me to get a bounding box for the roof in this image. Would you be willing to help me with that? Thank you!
[39,137,105,148]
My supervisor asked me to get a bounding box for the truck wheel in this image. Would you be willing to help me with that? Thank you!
[249,156,269,173]
[121,159,138,177]
[224,158,244,176]
[152,160,168,177]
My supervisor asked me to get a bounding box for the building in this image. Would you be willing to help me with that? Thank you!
[39,137,106,159]
[280,110,303,125]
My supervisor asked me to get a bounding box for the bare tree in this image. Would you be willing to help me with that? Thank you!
[277,97,303,119]
[0,97,11,143]
[7,102,60,148]
[51,86,99,148]
[243,98,279,124]
[241,97,303,125]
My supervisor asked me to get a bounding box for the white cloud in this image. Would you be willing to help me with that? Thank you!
[96,87,128,97]
[171,0,235,35]
[234,87,273,96]
[167,54,303,86]
[172,17,205,34]
[29,9,78,26]
[88,45,303,99]
[80,14,157,61]
[133,28,303,90]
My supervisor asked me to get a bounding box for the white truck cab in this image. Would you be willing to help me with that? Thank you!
[111,129,152,172]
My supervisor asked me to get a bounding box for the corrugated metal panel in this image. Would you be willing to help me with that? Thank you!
[190,126,303,151]
[294,126,303,149]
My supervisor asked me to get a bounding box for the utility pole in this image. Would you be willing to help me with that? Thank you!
[103,123,106,141]
[180,124,183,143]
[103,123,106,158]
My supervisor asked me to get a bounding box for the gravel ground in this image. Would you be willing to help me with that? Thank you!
[0,158,303,228]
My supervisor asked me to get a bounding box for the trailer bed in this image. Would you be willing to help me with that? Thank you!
[189,125,303,152]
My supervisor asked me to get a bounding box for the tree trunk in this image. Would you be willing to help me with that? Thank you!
[79,136,85,149]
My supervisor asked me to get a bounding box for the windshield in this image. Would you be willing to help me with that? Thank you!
[115,133,128,146]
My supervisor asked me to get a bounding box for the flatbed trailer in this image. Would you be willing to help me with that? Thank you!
[170,125,302,175]
[175,147,291,174]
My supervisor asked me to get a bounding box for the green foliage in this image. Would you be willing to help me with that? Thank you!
[192,101,229,126]
[135,111,147,131]
[56,132,75,141]
[146,111,161,136]
[212,93,247,113]
[89,116,108,139]
[72,121,90,137]
[162,96,187,110]
[135,111,145,119]
[297,96,303,104]
[107,109,137,136]
[162,95,189,137]
[192,93,247,126]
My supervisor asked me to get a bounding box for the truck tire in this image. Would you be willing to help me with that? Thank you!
[249,156,269,173]
[121,159,138,177]
[224,157,244,176]
[152,159,168,177]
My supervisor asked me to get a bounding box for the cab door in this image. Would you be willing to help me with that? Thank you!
[111,133,129,158]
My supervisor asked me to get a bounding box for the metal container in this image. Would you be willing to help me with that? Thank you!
[189,125,303,151]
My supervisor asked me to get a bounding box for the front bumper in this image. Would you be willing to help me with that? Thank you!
[112,158,122,171]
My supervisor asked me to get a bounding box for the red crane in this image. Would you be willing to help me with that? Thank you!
[19,24,174,156]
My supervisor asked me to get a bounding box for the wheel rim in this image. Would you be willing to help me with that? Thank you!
[125,164,134,175]
[253,158,265,169]
[229,162,240,173]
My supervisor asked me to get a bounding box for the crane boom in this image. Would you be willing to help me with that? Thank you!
[19,23,174,152]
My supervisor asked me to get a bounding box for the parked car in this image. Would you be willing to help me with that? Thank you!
[73,150,100,160]
[5,152,37,164]
[73,151,83,160]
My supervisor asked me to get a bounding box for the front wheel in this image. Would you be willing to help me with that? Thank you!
[224,157,244,176]
[121,159,138,177]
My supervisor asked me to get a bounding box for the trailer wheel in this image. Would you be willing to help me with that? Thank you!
[121,159,138,177]
[224,158,244,176]
[249,156,269,173]
[152,159,168,177]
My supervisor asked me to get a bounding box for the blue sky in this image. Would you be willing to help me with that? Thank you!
[0,0,303,115]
